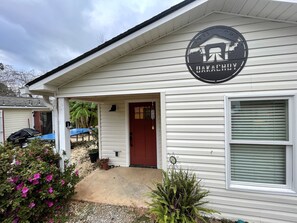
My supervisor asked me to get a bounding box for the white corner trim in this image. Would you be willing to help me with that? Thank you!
[224,95,230,189]
[125,101,130,167]
[161,92,168,171]
[97,103,103,159]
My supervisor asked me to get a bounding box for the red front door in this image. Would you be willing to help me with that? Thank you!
[129,102,157,167]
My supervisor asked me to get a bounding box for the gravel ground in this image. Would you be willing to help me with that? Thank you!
[65,201,228,223]
[71,143,97,179]
[66,201,152,223]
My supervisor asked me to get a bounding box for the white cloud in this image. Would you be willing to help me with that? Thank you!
[0,0,183,72]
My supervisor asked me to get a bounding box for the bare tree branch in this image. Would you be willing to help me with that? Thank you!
[0,63,39,96]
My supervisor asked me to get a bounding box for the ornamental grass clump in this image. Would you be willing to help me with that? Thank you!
[148,168,217,223]
[0,140,80,222]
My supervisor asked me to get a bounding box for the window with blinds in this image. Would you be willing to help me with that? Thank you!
[231,144,286,184]
[231,100,288,141]
[229,99,289,186]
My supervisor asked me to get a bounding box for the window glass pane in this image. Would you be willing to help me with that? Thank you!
[231,100,288,141]
[140,107,144,119]
[231,144,286,184]
[144,107,151,120]
[134,107,139,119]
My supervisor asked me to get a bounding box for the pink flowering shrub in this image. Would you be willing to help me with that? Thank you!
[0,140,79,222]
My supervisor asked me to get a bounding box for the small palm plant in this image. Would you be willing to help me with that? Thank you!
[148,168,217,223]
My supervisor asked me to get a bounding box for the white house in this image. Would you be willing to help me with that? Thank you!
[25,0,297,222]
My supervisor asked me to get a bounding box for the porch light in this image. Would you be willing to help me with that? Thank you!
[109,104,117,112]
[114,150,121,157]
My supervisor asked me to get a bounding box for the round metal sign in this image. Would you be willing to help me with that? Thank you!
[185,26,248,83]
[169,156,177,165]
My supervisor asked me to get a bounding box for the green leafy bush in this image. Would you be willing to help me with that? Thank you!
[148,168,217,223]
[0,140,80,222]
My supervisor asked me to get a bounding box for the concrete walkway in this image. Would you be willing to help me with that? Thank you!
[72,167,162,208]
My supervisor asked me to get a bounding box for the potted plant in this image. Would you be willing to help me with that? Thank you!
[88,149,99,163]
[87,128,100,164]
[98,158,109,170]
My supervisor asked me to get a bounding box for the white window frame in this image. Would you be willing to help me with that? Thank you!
[224,91,297,194]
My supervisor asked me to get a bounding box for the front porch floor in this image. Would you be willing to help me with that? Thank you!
[72,167,162,208]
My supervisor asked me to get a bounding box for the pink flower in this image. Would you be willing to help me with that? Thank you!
[32,179,39,185]
[16,182,24,191]
[29,173,41,183]
[46,200,54,207]
[48,187,54,194]
[33,173,41,180]
[75,170,79,176]
[46,174,53,182]
[15,160,21,165]
[21,187,29,197]
[22,187,29,194]
[8,176,19,184]
[60,179,65,185]
[29,202,35,208]
[48,219,54,223]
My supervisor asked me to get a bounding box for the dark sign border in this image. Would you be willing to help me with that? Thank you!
[185,25,248,84]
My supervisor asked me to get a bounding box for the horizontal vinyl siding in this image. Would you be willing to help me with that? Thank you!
[100,101,126,166]
[59,13,297,223]
[4,109,32,140]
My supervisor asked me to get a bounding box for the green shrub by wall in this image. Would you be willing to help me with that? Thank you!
[148,168,217,223]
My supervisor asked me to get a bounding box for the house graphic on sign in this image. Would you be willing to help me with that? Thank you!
[189,35,239,63]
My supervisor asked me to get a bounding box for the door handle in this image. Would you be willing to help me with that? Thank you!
[130,132,133,147]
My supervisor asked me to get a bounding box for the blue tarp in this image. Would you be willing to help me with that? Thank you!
[70,128,90,136]
[39,133,55,141]
[37,128,91,141]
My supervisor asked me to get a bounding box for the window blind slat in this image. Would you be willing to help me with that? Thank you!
[231,144,286,184]
[231,100,288,141]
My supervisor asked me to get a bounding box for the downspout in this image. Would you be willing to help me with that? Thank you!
[43,94,63,170]
[42,95,53,110]
[41,95,60,156]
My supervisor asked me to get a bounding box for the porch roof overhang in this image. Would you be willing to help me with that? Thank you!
[26,0,297,96]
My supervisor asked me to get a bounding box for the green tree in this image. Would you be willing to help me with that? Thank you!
[70,101,98,128]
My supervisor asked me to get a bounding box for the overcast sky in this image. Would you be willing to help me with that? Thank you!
[0,0,183,74]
